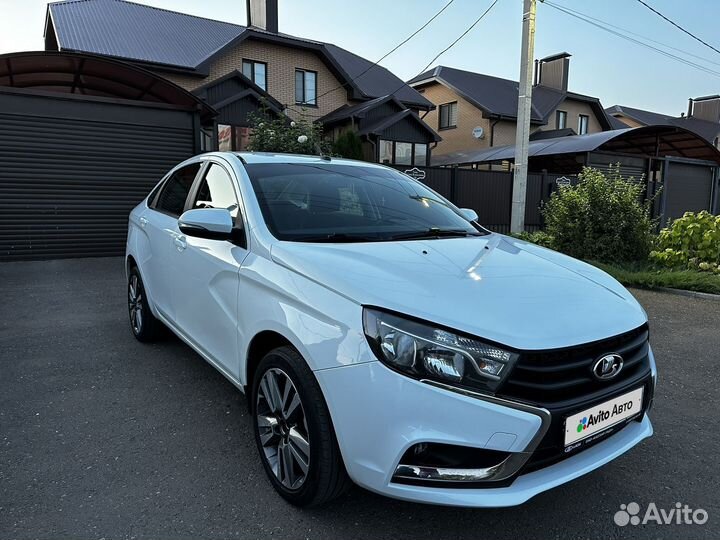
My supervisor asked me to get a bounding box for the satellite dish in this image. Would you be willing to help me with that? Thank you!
[472,126,485,139]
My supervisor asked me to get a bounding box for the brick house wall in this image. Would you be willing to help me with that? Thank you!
[154,38,354,121]
[418,82,492,156]
[419,82,605,156]
[539,97,603,134]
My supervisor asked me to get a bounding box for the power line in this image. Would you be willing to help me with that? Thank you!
[411,0,500,81]
[546,1,720,68]
[287,0,501,119]
[289,0,457,113]
[634,0,720,56]
[543,1,720,78]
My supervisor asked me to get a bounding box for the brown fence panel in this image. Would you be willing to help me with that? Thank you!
[454,169,513,233]
[389,164,453,199]
[390,165,580,233]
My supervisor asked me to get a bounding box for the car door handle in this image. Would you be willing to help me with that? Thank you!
[174,235,187,251]
[139,217,148,228]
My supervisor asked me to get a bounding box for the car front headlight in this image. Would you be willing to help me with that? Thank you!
[363,308,517,393]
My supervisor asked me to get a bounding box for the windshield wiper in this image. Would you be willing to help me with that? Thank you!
[389,228,484,241]
[290,233,381,243]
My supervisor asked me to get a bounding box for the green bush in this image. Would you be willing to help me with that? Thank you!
[649,211,720,273]
[542,166,656,263]
[246,108,332,155]
[332,130,364,160]
[513,230,554,248]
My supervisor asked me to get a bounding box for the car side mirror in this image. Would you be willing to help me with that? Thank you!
[460,208,479,222]
[178,208,234,240]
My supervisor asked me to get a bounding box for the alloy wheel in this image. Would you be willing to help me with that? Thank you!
[256,368,311,490]
[128,274,143,334]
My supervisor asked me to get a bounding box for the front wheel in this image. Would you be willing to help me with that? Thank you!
[252,347,350,506]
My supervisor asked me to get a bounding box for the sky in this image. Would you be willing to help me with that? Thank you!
[0,0,718,116]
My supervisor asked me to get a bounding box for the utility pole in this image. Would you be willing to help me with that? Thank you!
[510,0,536,233]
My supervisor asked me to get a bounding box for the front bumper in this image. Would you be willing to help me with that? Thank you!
[315,348,655,507]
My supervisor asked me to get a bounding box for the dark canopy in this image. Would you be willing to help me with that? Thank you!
[433,125,720,166]
[0,51,215,120]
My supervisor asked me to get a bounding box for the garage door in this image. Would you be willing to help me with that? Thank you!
[663,160,715,225]
[0,92,196,261]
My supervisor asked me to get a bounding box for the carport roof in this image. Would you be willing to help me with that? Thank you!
[0,51,215,120]
[432,125,720,166]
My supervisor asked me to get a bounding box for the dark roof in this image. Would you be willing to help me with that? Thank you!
[605,105,672,126]
[319,95,440,142]
[48,0,245,70]
[357,109,441,142]
[318,95,401,125]
[432,125,720,166]
[192,69,284,113]
[408,65,614,129]
[607,104,720,144]
[322,44,425,107]
[0,50,215,120]
[47,0,431,109]
[530,128,576,140]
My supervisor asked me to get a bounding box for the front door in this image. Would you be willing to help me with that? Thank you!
[171,161,249,378]
[143,162,202,322]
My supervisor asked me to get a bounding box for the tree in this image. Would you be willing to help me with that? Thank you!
[332,130,364,160]
[246,106,332,155]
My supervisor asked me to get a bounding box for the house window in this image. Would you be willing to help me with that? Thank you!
[242,59,267,90]
[578,114,589,135]
[295,69,317,105]
[439,102,458,129]
[379,140,393,164]
[414,143,427,166]
[556,110,567,129]
[378,140,429,166]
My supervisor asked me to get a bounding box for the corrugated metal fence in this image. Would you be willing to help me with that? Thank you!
[392,165,576,233]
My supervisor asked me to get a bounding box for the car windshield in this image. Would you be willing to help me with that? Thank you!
[245,162,486,242]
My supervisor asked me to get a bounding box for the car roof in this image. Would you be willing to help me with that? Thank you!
[230,152,389,169]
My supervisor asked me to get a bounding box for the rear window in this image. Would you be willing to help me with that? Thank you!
[153,163,202,216]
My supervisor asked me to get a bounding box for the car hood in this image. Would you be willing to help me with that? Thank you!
[270,234,647,350]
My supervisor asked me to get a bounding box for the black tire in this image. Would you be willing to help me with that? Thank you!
[127,266,162,342]
[251,346,351,507]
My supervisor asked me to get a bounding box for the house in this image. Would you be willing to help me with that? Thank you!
[407,53,614,160]
[607,96,720,150]
[43,0,439,165]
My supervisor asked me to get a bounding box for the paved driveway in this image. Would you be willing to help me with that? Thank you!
[1,257,718,539]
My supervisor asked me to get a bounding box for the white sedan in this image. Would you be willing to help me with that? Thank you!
[126,152,655,507]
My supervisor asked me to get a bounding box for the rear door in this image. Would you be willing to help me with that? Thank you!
[143,162,202,322]
[171,160,249,376]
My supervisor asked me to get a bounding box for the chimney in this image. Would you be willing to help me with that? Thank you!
[535,52,571,92]
[688,95,720,123]
[247,0,278,33]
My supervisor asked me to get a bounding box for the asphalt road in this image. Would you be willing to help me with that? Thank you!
[1,257,718,540]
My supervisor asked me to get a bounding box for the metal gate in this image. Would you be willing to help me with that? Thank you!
[0,92,197,261]
[662,159,715,225]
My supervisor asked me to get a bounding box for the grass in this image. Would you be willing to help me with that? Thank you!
[586,260,720,295]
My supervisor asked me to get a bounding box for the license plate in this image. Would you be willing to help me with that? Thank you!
[564,387,644,447]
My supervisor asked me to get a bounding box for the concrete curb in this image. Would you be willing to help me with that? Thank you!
[651,286,720,301]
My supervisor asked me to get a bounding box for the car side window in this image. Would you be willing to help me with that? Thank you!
[154,163,202,216]
[191,163,239,218]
